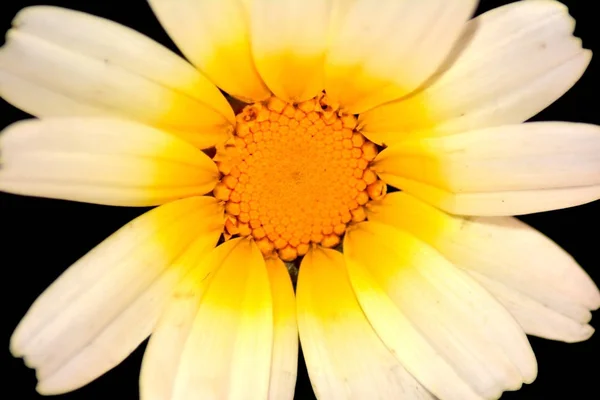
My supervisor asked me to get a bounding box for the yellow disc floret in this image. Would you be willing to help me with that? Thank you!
[214,93,386,261]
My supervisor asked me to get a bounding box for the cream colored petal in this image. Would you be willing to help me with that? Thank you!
[374,122,600,215]
[360,0,591,145]
[326,0,476,113]
[149,0,270,103]
[367,192,600,343]
[139,241,225,400]
[0,6,233,149]
[265,258,298,400]
[341,245,481,400]
[141,238,273,400]
[384,178,600,217]
[0,118,219,206]
[140,239,239,400]
[10,196,223,395]
[296,247,434,400]
[345,222,538,399]
[470,272,595,343]
[251,0,331,102]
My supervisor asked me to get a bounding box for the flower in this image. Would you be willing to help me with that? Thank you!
[1,0,599,399]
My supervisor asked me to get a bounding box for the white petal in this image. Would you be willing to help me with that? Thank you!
[360,0,591,144]
[251,0,331,102]
[139,250,215,400]
[10,196,224,395]
[0,118,219,206]
[141,239,273,400]
[367,192,600,342]
[386,178,600,217]
[326,0,476,113]
[0,6,233,148]
[469,272,595,343]
[266,258,298,400]
[297,247,434,400]
[345,222,538,399]
[375,122,600,215]
[148,0,270,102]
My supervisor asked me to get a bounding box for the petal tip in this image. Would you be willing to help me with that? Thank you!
[567,324,596,343]
[35,381,62,396]
[590,288,600,311]
[521,354,539,385]
[9,331,25,358]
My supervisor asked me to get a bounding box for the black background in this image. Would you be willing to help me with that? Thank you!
[1,1,598,399]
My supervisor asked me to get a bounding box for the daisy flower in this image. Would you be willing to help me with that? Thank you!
[2,0,599,399]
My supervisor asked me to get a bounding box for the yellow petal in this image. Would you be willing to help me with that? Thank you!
[297,247,434,400]
[149,0,270,103]
[10,196,223,395]
[367,192,600,343]
[250,0,330,102]
[265,258,298,400]
[140,239,239,400]
[326,0,476,113]
[0,6,233,148]
[374,122,600,215]
[344,222,537,399]
[0,118,219,206]
[360,0,590,145]
[141,238,273,400]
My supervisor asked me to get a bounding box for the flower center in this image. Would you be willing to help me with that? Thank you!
[213,93,386,261]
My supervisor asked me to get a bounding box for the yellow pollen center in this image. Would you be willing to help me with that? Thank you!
[213,94,386,261]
